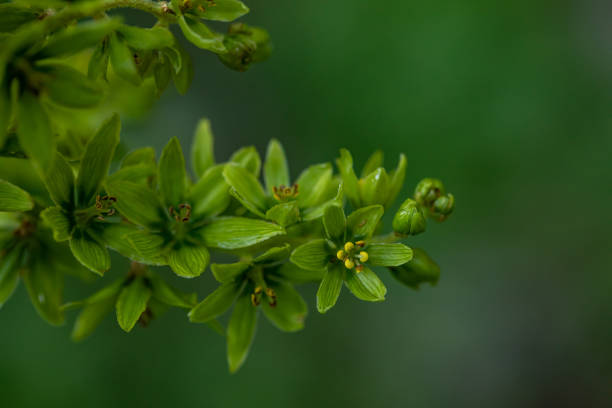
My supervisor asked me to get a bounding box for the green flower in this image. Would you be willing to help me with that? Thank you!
[223,139,343,226]
[335,148,407,210]
[290,204,413,313]
[189,244,310,373]
[104,130,285,278]
[68,263,198,341]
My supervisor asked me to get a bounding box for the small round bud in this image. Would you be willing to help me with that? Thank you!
[389,248,439,289]
[432,193,454,221]
[218,23,272,72]
[414,178,445,208]
[392,198,426,236]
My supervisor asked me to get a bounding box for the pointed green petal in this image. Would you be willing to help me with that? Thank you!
[290,239,330,272]
[322,204,346,241]
[344,266,386,302]
[199,217,285,250]
[168,244,210,278]
[116,277,151,332]
[264,139,290,194]
[191,118,215,177]
[346,205,383,239]
[262,281,307,332]
[0,179,33,212]
[227,295,257,373]
[223,163,268,216]
[189,281,243,323]
[366,243,413,267]
[316,264,344,313]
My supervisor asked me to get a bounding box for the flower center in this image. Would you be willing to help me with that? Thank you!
[169,203,192,223]
[272,184,299,202]
[336,240,368,272]
[251,286,277,307]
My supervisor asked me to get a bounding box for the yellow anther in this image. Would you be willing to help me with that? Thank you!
[359,251,369,262]
[344,258,355,269]
[344,242,355,252]
[254,286,262,294]
[356,240,366,247]
[336,250,346,260]
[265,287,275,297]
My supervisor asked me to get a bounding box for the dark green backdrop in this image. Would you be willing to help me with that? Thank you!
[2,1,611,407]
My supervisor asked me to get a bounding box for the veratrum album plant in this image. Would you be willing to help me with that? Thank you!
[0,0,455,372]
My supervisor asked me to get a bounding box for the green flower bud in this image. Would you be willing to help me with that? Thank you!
[389,248,439,289]
[432,193,454,221]
[414,178,445,208]
[392,198,426,236]
[218,23,272,72]
[358,167,389,206]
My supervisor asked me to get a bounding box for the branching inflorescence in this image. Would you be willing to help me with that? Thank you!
[0,0,454,372]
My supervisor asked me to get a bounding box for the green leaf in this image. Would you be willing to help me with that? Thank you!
[367,243,413,267]
[76,114,120,207]
[69,230,110,276]
[386,153,406,208]
[189,280,243,323]
[275,262,325,283]
[265,201,300,227]
[170,42,193,95]
[23,260,64,325]
[253,244,290,264]
[316,264,344,313]
[109,33,141,85]
[290,239,329,272]
[361,150,384,178]
[42,63,104,108]
[168,244,210,278]
[336,149,360,209]
[261,281,307,332]
[17,91,54,171]
[0,179,33,212]
[189,164,230,219]
[346,205,384,239]
[37,19,120,58]
[0,247,21,308]
[191,118,215,177]
[117,25,174,50]
[199,217,285,249]
[322,204,346,241]
[229,146,261,176]
[44,153,75,209]
[211,262,250,283]
[223,163,268,216]
[40,206,73,242]
[158,137,187,207]
[149,273,197,309]
[116,277,152,332]
[358,167,389,207]
[121,147,156,168]
[296,163,334,208]
[227,294,257,373]
[194,0,249,22]
[71,293,116,342]
[264,139,289,193]
[344,266,386,302]
[178,15,226,53]
[105,180,164,228]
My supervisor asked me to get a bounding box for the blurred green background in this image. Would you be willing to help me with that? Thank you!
[2,0,611,406]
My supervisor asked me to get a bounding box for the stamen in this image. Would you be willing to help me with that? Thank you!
[344,258,355,269]
[344,242,354,252]
[336,250,346,260]
[358,251,368,262]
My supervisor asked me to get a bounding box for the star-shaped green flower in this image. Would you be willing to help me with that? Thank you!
[223,139,343,226]
[189,244,308,373]
[290,204,414,313]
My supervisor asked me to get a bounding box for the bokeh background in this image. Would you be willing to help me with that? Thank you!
[2,0,611,407]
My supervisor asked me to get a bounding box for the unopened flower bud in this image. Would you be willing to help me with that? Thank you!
[389,248,439,289]
[414,178,445,208]
[392,198,426,236]
[358,167,389,206]
[218,23,271,72]
[432,193,454,221]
